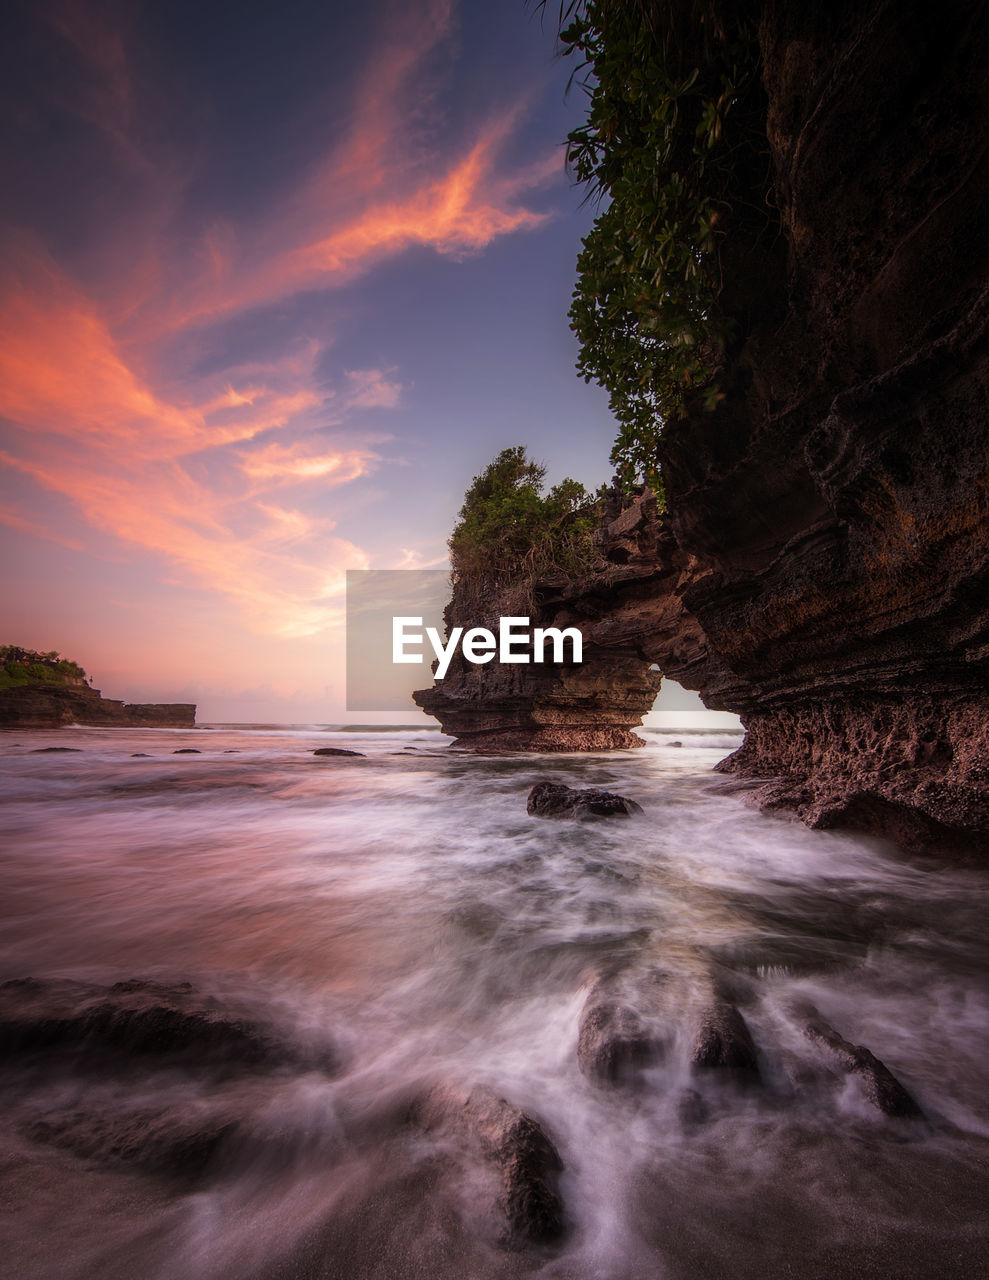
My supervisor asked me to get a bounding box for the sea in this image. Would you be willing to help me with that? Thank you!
[0,723,986,1279]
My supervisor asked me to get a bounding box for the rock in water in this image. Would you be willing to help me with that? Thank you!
[527,781,642,819]
[0,977,335,1076]
[692,998,760,1075]
[801,1009,922,1118]
[24,1107,239,1181]
[416,1085,566,1248]
[172,748,201,754]
[577,998,656,1085]
[312,747,366,757]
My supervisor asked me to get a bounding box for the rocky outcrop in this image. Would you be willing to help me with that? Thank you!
[414,0,989,858]
[0,683,196,729]
[413,491,687,750]
[527,781,643,819]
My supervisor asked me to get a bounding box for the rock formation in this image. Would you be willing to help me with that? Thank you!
[0,682,196,729]
[415,0,989,859]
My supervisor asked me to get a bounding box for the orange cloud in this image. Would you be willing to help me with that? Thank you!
[0,0,564,647]
[0,251,381,636]
[240,439,378,485]
[178,115,559,324]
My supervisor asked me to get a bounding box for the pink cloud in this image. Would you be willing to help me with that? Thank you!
[344,368,403,410]
[0,1,564,645]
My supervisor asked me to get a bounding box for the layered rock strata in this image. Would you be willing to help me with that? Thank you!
[0,683,196,729]
[414,0,989,857]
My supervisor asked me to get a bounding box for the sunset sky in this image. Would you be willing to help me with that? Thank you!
[0,0,720,724]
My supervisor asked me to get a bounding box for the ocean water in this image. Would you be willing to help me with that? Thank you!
[0,724,986,1279]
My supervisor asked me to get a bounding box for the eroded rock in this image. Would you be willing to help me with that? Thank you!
[801,1008,921,1118]
[416,1084,565,1248]
[692,998,760,1076]
[527,781,642,820]
[576,998,656,1085]
[0,977,334,1076]
[22,1107,239,1181]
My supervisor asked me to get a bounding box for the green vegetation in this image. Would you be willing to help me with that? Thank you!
[0,647,87,691]
[553,0,768,491]
[449,447,599,599]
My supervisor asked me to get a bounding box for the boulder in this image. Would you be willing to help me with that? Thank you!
[416,1085,565,1247]
[576,998,656,1085]
[313,747,366,757]
[527,781,642,819]
[692,997,760,1075]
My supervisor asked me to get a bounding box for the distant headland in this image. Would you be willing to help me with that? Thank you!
[0,647,196,729]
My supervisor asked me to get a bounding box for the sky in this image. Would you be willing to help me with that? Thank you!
[0,0,733,726]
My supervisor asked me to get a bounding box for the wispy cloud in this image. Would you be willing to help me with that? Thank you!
[0,0,562,640]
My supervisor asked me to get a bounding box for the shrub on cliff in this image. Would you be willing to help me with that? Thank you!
[0,647,87,689]
[552,0,771,490]
[449,447,599,598]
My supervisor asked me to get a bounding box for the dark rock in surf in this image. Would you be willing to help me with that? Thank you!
[692,998,760,1075]
[172,748,201,754]
[416,1085,566,1248]
[577,998,656,1085]
[527,781,642,820]
[802,1010,922,1117]
[0,977,335,1076]
[130,752,151,757]
[23,1106,239,1181]
[29,746,82,753]
[312,747,366,757]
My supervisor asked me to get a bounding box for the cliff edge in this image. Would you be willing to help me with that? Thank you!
[0,649,196,729]
[415,0,989,858]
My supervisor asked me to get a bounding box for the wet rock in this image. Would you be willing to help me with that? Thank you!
[669,740,683,748]
[23,1106,238,1181]
[130,752,151,757]
[527,781,642,820]
[692,998,760,1075]
[416,1085,565,1248]
[577,998,656,1085]
[29,746,82,753]
[172,748,201,754]
[0,977,334,1076]
[312,747,366,757]
[802,1009,921,1118]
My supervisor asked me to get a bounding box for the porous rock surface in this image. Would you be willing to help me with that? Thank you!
[527,781,643,819]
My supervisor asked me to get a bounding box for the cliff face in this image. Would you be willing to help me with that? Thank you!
[414,0,989,858]
[413,495,672,751]
[0,684,197,729]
